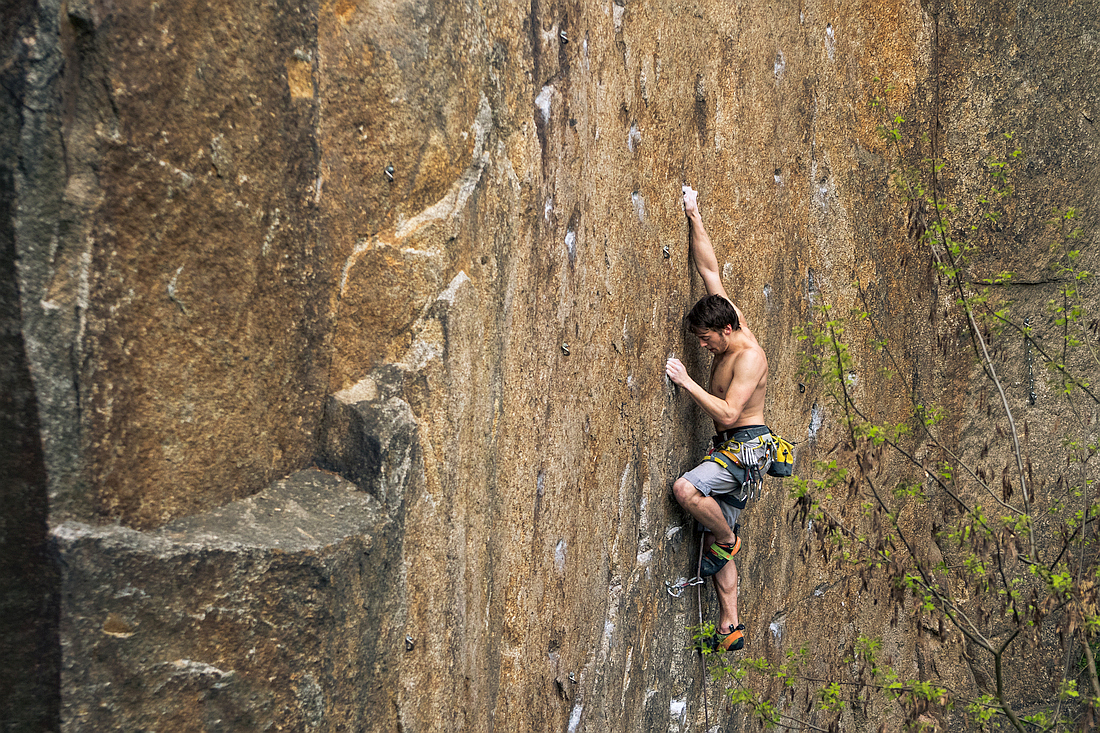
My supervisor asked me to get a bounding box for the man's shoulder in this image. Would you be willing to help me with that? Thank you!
[713,342,766,379]
[733,340,767,367]
[727,343,768,385]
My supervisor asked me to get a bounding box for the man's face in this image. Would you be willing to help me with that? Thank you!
[695,326,732,354]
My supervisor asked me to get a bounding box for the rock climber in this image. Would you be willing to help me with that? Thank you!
[664,184,773,653]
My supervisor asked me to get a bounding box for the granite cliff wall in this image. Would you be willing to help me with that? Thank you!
[3,0,1099,730]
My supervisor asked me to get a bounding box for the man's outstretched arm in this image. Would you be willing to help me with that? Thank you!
[682,185,748,329]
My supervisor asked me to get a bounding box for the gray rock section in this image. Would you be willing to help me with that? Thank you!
[1,0,62,728]
[319,366,421,516]
[53,469,402,732]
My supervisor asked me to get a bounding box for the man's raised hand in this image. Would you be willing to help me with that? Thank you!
[682,185,700,218]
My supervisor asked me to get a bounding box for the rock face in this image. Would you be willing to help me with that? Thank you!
[3,0,1098,730]
[55,469,401,732]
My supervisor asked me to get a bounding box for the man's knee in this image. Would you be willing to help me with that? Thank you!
[672,477,699,507]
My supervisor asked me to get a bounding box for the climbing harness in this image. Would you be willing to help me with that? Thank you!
[700,430,794,500]
[667,430,795,598]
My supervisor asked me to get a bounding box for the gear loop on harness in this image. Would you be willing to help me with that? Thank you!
[699,429,787,497]
[701,431,784,500]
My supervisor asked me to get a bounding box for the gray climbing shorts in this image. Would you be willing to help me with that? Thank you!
[681,459,748,534]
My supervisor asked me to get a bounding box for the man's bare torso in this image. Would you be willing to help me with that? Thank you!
[708,325,769,431]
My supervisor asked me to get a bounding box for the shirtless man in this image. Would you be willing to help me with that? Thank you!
[665,185,770,653]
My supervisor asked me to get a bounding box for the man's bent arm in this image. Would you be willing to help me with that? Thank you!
[665,350,765,427]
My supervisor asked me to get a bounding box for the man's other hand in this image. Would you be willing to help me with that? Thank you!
[682,185,700,218]
[665,357,691,387]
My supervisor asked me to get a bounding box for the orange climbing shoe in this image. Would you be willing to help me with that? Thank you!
[700,534,741,577]
[717,623,745,652]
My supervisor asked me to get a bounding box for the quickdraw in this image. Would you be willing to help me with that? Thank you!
[665,575,705,598]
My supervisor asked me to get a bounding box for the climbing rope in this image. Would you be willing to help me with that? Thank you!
[665,533,713,730]
[695,534,711,732]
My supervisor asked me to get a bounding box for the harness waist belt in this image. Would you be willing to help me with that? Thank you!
[713,425,770,448]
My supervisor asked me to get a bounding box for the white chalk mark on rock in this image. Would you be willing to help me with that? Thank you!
[263,208,281,256]
[808,401,824,441]
[599,575,623,665]
[157,159,193,189]
[167,265,187,314]
[536,85,554,124]
[669,696,687,727]
[169,659,233,680]
[436,271,470,306]
[568,703,584,733]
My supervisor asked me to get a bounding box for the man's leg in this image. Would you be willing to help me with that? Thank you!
[712,544,740,634]
[672,478,736,544]
[703,529,744,651]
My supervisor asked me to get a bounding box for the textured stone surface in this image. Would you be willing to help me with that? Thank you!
[3,0,1099,730]
[2,0,62,729]
[319,365,421,513]
[55,469,401,732]
[11,0,330,530]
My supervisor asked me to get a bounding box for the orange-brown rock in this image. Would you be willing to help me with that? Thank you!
[3,0,1098,729]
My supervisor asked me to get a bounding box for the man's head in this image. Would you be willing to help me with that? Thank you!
[687,294,739,335]
[687,295,740,354]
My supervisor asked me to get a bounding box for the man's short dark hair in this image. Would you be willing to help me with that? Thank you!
[687,294,739,334]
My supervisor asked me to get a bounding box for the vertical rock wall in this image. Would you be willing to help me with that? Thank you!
[3,0,62,729]
[3,0,1099,730]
